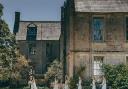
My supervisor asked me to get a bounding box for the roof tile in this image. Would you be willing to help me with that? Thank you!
[74,0,128,12]
[16,21,61,40]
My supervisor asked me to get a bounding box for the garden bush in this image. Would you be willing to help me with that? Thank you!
[103,64,128,89]
[68,75,79,89]
[82,78,92,89]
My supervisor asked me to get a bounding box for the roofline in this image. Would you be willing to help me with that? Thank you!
[75,11,128,13]
[16,39,60,41]
[20,20,61,23]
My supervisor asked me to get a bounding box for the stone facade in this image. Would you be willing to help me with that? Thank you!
[17,40,60,74]
[61,0,128,78]
[14,12,61,74]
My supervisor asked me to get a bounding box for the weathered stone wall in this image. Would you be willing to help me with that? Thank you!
[16,21,61,41]
[15,21,61,74]
[17,40,60,74]
[67,13,128,78]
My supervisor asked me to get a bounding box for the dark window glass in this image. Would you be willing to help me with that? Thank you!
[92,17,104,42]
[27,27,37,41]
[94,56,104,76]
[126,56,128,64]
[126,17,128,40]
[29,43,36,55]
[46,43,52,58]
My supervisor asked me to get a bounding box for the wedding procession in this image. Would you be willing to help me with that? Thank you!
[1,0,128,89]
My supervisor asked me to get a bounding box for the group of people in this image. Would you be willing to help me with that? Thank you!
[53,76,82,89]
[62,76,106,89]
[27,75,106,89]
[53,77,69,89]
[92,76,106,89]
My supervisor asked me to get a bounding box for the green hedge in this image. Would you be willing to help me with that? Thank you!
[0,86,49,89]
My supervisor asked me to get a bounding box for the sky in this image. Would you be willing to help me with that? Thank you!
[0,0,65,32]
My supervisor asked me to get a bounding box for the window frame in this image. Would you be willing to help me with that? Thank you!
[125,16,128,42]
[126,56,128,64]
[28,42,36,55]
[46,43,53,58]
[92,15,105,42]
[26,23,37,41]
[93,56,104,76]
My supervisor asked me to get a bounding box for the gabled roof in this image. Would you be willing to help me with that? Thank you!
[74,0,128,12]
[16,21,61,40]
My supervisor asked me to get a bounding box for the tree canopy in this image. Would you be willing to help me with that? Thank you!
[103,64,128,89]
[0,3,29,82]
[44,59,63,82]
[0,3,3,17]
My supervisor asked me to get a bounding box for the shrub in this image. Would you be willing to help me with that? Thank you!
[44,59,63,84]
[103,64,128,89]
[69,75,79,89]
[82,78,92,89]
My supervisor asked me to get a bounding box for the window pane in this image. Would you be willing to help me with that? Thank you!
[29,43,36,55]
[93,17,104,41]
[94,56,104,75]
[27,27,37,41]
[126,17,128,40]
[46,43,52,58]
[126,56,128,64]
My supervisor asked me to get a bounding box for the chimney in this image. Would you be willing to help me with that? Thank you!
[13,12,20,34]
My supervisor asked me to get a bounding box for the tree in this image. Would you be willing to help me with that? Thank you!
[11,50,29,80]
[103,64,128,89]
[0,18,17,81]
[76,66,86,78]
[9,50,29,87]
[44,59,63,83]
[0,3,29,81]
[69,75,78,89]
[0,3,3,18]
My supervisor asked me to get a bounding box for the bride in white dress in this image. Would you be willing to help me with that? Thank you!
[64,76,69,89]
[78,77,82,89]
[28,76,37,89]
[102,76,106,89]
[92,77,96,89]
[53,78,59,89]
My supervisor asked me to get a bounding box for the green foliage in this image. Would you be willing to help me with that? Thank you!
[68,75,92,89]
[0,4,29,85]
[103,64,128,89]
[0,86,49,89]
[68,66,86,89]
[0,20,16,67]
[0,69,10,80]
[0,3,3,17]
[76,66,86,78]
[0,4,17,80]
[69,75,79,89]
[82,78,92,89]
[44,59,63,83]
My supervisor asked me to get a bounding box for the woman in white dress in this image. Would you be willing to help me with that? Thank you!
[102,76,106,89]
[64,76,69,89]
[28,76,37,89]
[78,77,82,89]
[92,77,96,89]
[54,78,59,89]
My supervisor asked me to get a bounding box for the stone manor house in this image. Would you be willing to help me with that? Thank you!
[61,0,128,81]
[13,12,61,74]
[14,0,128,81]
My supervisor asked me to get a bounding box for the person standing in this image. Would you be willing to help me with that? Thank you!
[28,76,37,89]
[64,76,69,89]
[78,77,82,89]
[102,76,106,89]
[53,78,59,89]
[92,77,96,89]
